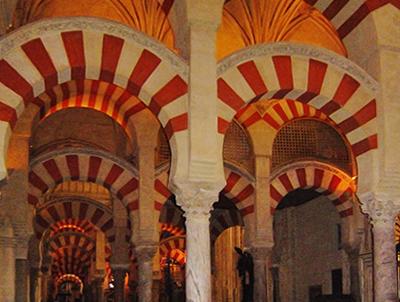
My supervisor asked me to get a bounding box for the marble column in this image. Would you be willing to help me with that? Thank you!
[112,267,128,302]
[360,192,399,301]
[135,245,157,302]
[176,188,219,302]
[0,215,16,302]
[184,209,211,302]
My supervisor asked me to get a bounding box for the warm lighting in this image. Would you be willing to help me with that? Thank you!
[217,0,347,60]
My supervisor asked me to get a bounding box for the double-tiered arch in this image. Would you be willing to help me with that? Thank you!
[0,17,189,182]
[217,43,379,192]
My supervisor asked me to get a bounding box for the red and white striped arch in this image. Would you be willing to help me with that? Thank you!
[210,209,244,243]
[47,231,95,256]
[51,246,92,277]
[217,44,378,158]
[154,169,172,211]
[56,274,83,291]
[29,149,139,210]
[34,197,115,242]
[34,80,147,140]
[305,0,400,39]
[0,18,188,180]
[159,203,185,233]
[159,236,186,265]
[235,99,330,130]
[269,161,355,218]
[160,224,186,237]
[222,167,255,217]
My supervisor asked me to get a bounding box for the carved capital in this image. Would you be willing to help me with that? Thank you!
[174,185,220,218]
[135,244,158,263]
[359,192,399,227]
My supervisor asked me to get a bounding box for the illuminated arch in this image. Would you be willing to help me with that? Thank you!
[29,148,139,210]
[34,196,115,242]
[33,80,146,141]
[159,236,186,265]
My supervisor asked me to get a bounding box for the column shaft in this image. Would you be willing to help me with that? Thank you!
[373,222,398,301]
[251,247,272,302]
[113,269,126,302]
[0,237,16,302]
[15,259,29,302]
[185,212,211,302]
[0,216,15,302]
[137,259,153,302]
[29,267,39,302]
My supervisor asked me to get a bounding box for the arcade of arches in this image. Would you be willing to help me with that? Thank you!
[0,0,399,301]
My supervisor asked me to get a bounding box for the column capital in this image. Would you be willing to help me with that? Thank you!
[248,245,273,261]
[135,244,158,262]
[359,191,400,226]
[174,184,220,217]
[110,263,130,272]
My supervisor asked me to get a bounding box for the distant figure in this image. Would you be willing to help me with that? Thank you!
[235,247,254,302]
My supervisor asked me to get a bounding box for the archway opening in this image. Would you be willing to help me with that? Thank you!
[272,189,351,302]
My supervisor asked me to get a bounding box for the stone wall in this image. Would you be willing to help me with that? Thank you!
[274,196,346,302]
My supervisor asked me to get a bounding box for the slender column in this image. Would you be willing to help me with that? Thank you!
[112,267,128,302]
[176,188,219,302]
[135,245,157,302]
[0,215,15,302]
[360,192,399,301]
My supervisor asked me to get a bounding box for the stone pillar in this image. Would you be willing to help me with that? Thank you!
[112,266,128,302]
[0,215,16,302]
[250,246,273,302]
[176,188,219,302]
[15,258,29,302]
[360,192,399,301]
[135,245,157,302]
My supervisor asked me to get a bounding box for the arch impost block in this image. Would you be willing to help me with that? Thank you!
[217,42,379,94]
